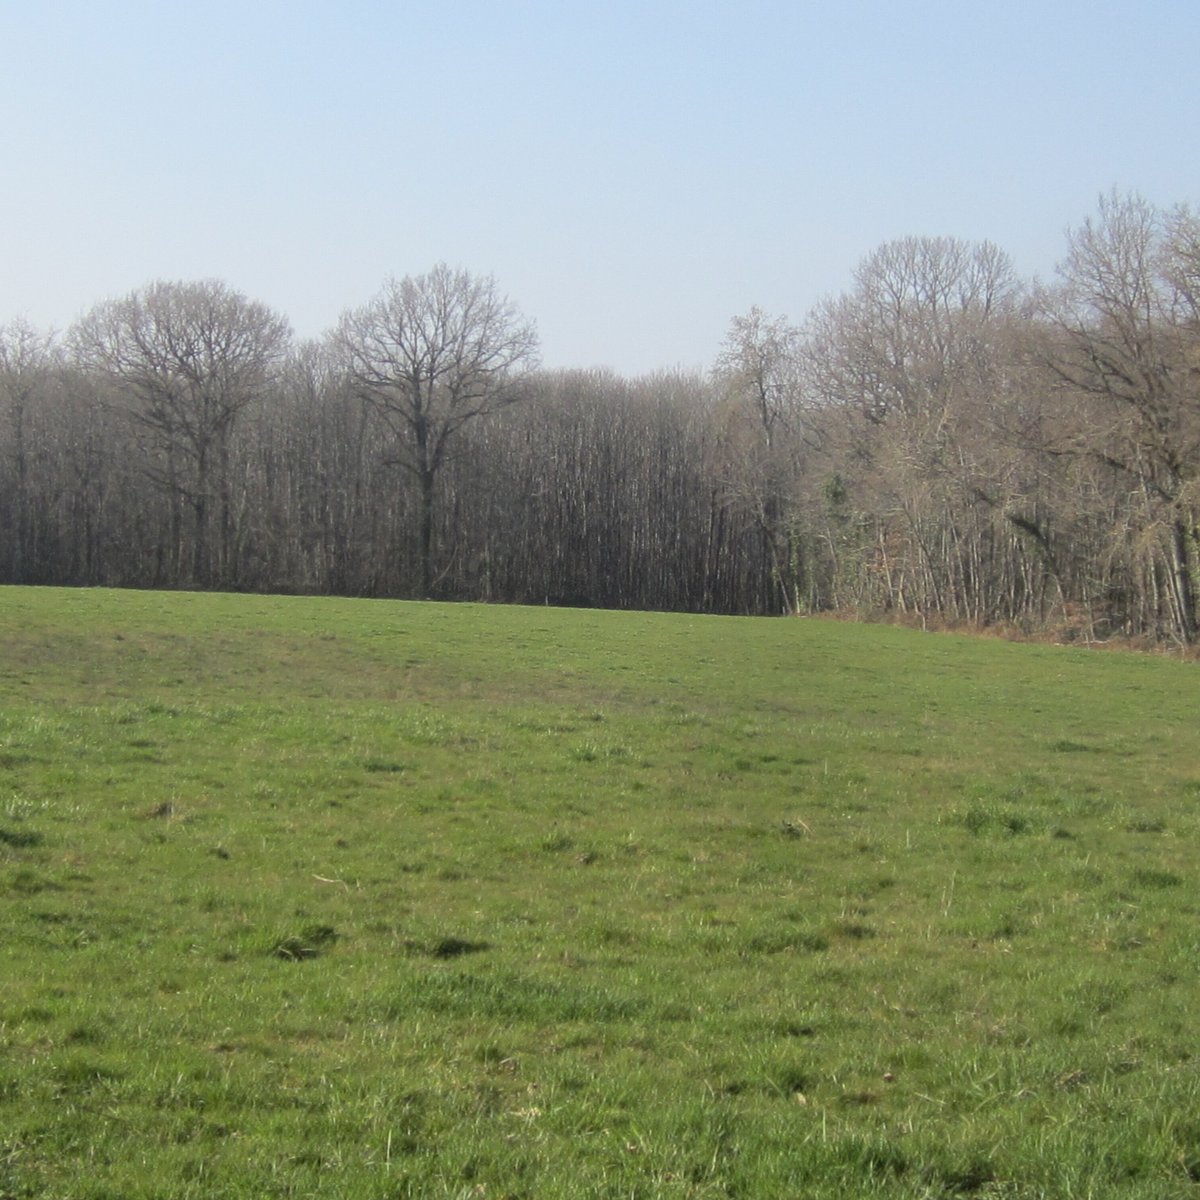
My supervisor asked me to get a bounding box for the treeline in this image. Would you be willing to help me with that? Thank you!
[2,192,1198,642]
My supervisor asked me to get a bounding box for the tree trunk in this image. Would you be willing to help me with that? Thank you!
[1168,516,1197,642]
[418,466,435,598]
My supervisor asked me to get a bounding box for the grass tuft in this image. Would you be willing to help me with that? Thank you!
[271,924,340,960]
[0,827,44,849]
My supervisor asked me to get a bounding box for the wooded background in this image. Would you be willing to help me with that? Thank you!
[3,193,1198,643]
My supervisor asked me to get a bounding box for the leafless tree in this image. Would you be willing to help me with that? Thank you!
[0,320,64,581]
[1038,192,1200,641]
[805,235,1019,425]
[799,237,1034,622]
[334,264,539,597]
[712,308,811,610]
[69,280,291,587]
[0,321,56,575]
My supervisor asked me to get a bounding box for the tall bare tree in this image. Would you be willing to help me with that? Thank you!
[0,320,60,581]
[805,236,1019,425]
[1039,193,1200,641]
[800,236,1027,622]
[334,264,539,597]
[69,280,290,587]
[712,308,809,610]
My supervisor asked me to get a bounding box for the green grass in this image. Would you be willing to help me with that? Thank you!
[1,586,1199,1197]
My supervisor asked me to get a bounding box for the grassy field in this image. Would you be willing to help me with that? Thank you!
[1,586,1198,1198]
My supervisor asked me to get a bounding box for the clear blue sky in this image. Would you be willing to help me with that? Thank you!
[2,0,1197,375]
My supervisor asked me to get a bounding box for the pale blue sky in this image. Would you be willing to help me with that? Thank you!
[2,1,1197,374]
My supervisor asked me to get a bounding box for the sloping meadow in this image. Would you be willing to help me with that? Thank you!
[1,587,1198,1198]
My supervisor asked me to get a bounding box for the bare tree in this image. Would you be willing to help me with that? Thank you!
[69,280,290,587]
[713,307,804,450]
[800,237,1029,623]
[805,236,1019,425]
[1038,192,1200,641]
[0,320,61,581]
[712,308,808,610]
[333,264,539,597]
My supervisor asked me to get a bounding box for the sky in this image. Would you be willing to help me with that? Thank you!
[2,0,1197,376]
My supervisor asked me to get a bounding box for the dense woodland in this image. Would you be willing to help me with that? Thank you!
[2,192,1199,643]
